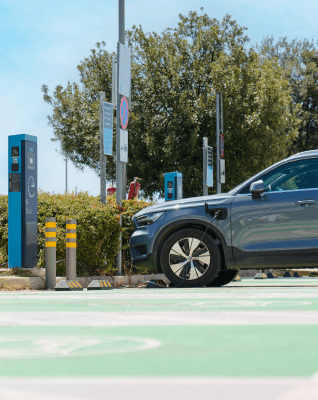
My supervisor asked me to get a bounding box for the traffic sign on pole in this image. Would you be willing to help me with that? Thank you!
[112,56,117,109]
[220,133,224,159]
[119,129,128,163]
[103,101,113,156]
[120,96,129,130]
[220,159,225,183]
[207,146,213,187]
[118,43,131,98]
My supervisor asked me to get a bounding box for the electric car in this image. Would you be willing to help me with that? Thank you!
[130,150,318,287]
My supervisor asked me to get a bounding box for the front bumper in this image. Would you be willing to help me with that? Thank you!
[130,229,157,272]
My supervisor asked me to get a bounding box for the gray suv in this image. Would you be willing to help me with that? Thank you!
[130,151,318,287]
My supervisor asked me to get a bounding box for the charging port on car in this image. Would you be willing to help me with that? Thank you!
[205,204,228,220]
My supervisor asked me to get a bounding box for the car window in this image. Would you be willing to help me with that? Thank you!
[238,158,318,194]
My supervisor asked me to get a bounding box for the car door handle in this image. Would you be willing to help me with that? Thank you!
[295,200,317,206]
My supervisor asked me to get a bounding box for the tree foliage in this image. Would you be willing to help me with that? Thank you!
[42,11,299,198]
[260,37,318,154]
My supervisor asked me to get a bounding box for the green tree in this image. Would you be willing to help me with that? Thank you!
[42,11,299,198]
[260,37,318,154]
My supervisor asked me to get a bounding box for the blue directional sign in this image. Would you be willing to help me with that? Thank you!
[220,133,224,158]
[207,146,213,187]
[103,102,113,155]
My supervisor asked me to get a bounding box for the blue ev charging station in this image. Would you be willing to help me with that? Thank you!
[8,134,37,268]
[164,171,183,201]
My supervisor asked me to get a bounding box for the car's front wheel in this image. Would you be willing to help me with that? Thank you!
[160,228,221,287]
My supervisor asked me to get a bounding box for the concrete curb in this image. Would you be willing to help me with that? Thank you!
[0,274,169,290]
[0,276,45,290]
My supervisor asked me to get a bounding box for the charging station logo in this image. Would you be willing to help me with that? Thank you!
[28,176,36,198]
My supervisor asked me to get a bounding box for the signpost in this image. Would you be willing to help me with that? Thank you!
[216,92,225,193]
[103,101,113,156]
[220,133,224,159]
[220,159,225,183]
[112,56,117,109]
[99,92,106,204]
[116,0,131,275]
[118,43,131,98]
[207,145,213,187]
[120,96,129,130]
[120,129,128,162]
[203,138,213,194]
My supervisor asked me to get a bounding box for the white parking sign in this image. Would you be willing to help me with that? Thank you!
[120,129,128,163]
[118,43,131,98]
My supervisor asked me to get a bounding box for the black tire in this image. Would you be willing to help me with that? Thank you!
[208,269,240,287]
[160,228,221,287]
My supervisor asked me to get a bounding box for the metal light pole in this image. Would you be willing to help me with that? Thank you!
[116,0,125,275]
[119,0,126,201]
[50,137,68,194]
[216,94,221,194]
[99,92,106,204]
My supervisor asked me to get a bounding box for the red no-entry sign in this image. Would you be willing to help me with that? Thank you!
[220,133,224,159]
[120,97,129,129]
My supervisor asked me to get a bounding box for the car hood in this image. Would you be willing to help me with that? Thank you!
[134,193,234,217]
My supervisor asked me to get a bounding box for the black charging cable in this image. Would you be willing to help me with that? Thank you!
[199,209,222,244]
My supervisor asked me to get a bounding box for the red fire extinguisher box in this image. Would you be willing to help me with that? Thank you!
[128,180,141,200]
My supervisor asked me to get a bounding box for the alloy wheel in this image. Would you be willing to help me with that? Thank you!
[169,237,210,281]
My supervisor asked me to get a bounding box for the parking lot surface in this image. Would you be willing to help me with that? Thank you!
[0,278,318,400]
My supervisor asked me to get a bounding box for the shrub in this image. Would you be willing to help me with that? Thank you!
[0,195,8,265]
[0,191,151,276]
[106,195,153,274]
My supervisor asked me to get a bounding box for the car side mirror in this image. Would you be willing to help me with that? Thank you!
[250,179,265,200]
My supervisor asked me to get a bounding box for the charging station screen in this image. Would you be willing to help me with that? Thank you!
[11,147,19,157]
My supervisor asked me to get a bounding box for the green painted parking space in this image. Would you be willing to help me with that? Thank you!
[0,278,318,313]
[0,325,317,378]
[1,278,318,389]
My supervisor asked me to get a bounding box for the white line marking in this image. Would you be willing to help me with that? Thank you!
[0,335,161,359]
[1,311,318,326]
[0,376,317,400]
[2,291,318,300]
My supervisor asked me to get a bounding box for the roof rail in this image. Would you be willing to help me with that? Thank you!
[289,149,318,157]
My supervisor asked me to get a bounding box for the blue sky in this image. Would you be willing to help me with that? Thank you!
[0,0,317,196]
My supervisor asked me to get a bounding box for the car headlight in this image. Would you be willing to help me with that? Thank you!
[136,212,164,227]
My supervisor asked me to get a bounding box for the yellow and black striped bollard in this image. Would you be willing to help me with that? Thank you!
[66,219,76,281]
[45,217,56,289]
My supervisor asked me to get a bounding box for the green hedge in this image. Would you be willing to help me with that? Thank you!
[0,192,150,276]
[0,195,8,265]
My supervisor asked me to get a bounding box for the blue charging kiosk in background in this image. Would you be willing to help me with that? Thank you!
[164,172,183,201]
[8,134,37,268]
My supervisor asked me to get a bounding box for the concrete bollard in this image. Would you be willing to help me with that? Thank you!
[45,217,56,289]
[66,219,76,281]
